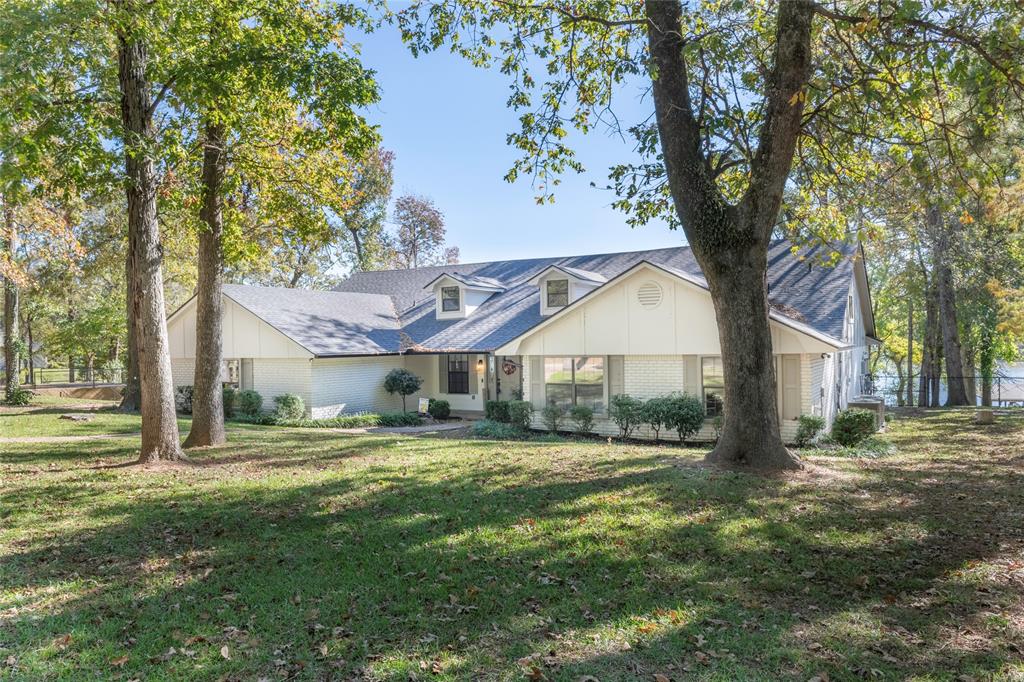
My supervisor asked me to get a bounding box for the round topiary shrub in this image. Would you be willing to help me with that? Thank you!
[428,398,451,420]
[665,392,705,443]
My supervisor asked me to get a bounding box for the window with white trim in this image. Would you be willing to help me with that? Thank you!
[546,279,569,308]
[441,286,461,312]
[544,356,604,411]
[702,356,725,416]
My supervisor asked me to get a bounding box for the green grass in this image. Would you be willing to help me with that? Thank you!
[0,405,191,439]
[2,407,1023,680]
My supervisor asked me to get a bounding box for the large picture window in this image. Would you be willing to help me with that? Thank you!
[544,356,605,411]
[447,354,470,394]
[702,356,725,416]
[546,279,569,308]
[441,286,461,312]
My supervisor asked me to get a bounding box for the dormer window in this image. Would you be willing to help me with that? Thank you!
[441,286,461,312]
[426,272,505,320]
[546,279,569,308]
[529,265,607,316]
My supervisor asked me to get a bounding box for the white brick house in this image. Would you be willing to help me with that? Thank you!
[166,240,877,441]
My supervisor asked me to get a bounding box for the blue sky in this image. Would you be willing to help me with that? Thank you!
[354,23,685,264]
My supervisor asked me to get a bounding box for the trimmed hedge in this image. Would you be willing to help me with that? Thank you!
[831,408,876,446]
[484,400,511,423]
[237,390,263,417]
[273,393,305,420]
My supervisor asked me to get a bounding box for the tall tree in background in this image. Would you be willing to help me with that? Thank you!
[396,0,1024,468]
[389,194,458,268]
[340,148,394,272]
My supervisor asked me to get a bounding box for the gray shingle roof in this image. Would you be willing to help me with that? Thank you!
[221,240,861,357]
[222,284,401,356]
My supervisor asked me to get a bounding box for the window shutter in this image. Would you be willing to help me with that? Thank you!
[438,355,448,394]
[530,356,544,409]
[683,355,700,397]
[782,355,801,421]
[608,355,625,398]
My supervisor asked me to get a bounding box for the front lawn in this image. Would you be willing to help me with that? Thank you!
[0,405,191,439]
[1,409,1022,680]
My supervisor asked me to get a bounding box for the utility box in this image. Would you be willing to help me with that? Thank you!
[849,396,886,430]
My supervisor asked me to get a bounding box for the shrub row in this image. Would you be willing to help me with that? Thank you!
[607,393,705,442]
[483,400,533,431]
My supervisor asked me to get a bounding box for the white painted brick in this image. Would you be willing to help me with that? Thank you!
[309,356,408,418]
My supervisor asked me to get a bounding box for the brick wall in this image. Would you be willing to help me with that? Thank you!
[252,359,312,413]
[525,353,812,444]
[309,356,407,418]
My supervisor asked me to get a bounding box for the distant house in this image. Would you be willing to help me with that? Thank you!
[167,240,877,442]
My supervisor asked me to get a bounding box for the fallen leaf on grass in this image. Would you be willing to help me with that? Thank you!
[220,645,230,660]
[110,655,129,668]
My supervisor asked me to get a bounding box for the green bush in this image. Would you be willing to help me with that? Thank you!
[569,404,595,435]
[237,389,263,417]
[608,394,644,439]
[472,419,524,440]
[270,413,381,428]
[273,393,305,420]
[795,414,826,446]
[175,385,194,414]
[428,398,451,420]
[383,368,423,412]
[222,386,237,418]
[506,400,534,431]
[831,408,877,446]
[665,393,705,442]
[640,396,673,441]
[541,403,566,433]
[377,412,424,427]
[711,414,724,443]
[3,386,34,406]
[484,400,511,423]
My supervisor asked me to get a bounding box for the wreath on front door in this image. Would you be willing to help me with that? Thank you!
[501,359,518,376]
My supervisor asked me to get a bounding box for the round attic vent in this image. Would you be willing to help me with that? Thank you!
[637,281,663,308]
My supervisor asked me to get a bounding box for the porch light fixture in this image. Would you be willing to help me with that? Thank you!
[477,357,485,369]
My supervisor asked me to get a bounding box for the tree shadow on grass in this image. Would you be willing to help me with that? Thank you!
[2,415,1023,680]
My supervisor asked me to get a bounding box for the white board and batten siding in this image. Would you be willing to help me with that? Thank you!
[168,296,315,413]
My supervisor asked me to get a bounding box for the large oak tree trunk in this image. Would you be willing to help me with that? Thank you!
[184,122,227,449]
[928,206,969,405]
[703,250,797,468]
[118,22,182,463]
[645,0,811,469]
[2,202,18,401]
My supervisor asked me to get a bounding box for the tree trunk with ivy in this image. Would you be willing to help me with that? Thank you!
[645,0,813,469]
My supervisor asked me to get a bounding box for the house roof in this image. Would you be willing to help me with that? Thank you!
[221,284,402,356]
[213,240,865,357]
[527,264,609,285]
[421,272,507,292]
